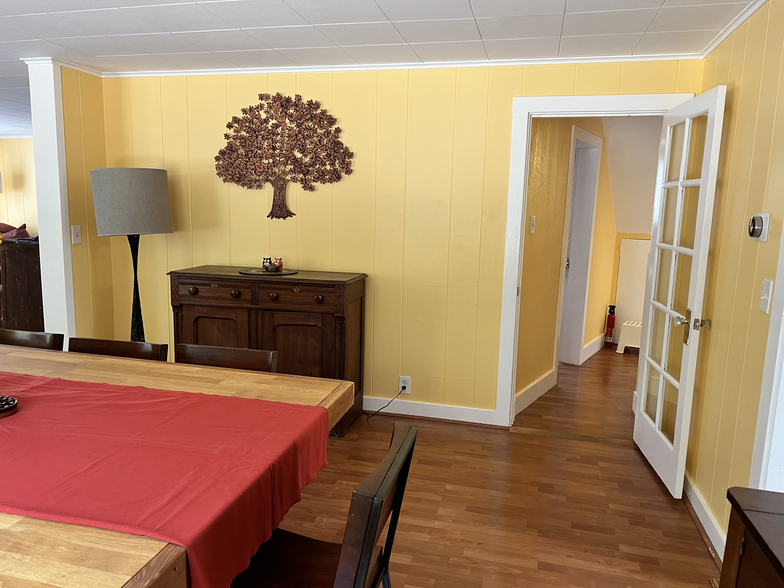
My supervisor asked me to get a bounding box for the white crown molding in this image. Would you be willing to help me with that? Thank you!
[21,57,104,79]
[700,0,769,58]
[85,51,703,79]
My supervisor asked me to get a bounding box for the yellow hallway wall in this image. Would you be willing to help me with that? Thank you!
[687,0,784,532]
[63,59,701,410]
[0,138,37,235]
[515,117,618,395]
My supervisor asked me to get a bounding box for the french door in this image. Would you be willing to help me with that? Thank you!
[633,86,726,498]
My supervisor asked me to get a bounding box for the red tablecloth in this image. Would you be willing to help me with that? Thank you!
[0,372,329,587]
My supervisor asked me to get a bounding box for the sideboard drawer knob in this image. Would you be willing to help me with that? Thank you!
[315,295,324,304]
[269,292,278,300]
[188,287,199,296]
[230,290,241,299]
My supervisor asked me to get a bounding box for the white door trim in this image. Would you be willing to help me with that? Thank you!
[495,93,694,427]
[24,57,76,342]
[557,127,602,368]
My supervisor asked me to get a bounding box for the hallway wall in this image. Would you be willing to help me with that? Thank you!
[0,138,37,236]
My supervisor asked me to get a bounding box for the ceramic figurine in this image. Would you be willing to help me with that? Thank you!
[262,257,272,271]
[274,257,284,271]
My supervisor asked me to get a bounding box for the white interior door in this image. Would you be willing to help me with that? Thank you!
[633,86,726,498]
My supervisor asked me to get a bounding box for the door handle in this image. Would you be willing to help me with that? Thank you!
[674,308,692,345]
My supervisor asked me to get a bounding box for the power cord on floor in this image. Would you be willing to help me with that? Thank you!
[366,384,406,420]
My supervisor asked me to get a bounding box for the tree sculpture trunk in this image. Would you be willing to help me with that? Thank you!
[268,176,295,219]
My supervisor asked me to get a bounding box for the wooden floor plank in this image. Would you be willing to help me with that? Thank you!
[274,348,719,587]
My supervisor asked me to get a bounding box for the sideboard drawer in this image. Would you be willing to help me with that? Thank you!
[179,280,252,305]
[259,284,335,310]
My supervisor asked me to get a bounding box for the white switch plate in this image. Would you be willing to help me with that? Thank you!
[529,216,536,234]
[71,225,82,245]
[761,279,774,314]
[398,375,411,395]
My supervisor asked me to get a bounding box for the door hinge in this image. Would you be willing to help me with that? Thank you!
[517,286,520,296]
[740,536,745,556]
[565,257,570,269]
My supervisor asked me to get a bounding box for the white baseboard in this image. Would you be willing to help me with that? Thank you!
[580,334,606,365]
[362,396,498,426]
[684,472,726,561]
[514,369,557,415]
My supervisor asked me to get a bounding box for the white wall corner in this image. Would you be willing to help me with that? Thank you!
[580,334,605,365]
[515,370,557,415]
[25,58,76,340]
[362,397,500,427]
[684,472,727,561]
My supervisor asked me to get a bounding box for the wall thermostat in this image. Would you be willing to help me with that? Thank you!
[749,213,770,242]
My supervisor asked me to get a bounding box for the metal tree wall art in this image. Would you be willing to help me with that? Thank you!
[215,92,354,219]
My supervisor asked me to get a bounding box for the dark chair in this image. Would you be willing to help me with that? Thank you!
[68,338,168,362]
[232,422,418,588]
[175,344,279,373]
[0,328,64,351]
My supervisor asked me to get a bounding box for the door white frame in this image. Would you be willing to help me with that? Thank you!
[558,127,602,367]
[495,93,694,428]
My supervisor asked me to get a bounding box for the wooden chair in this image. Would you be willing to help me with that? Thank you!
[175,344,279,373]
[232,422,418,588]
[0,328,64,351]
[68,338,168,362]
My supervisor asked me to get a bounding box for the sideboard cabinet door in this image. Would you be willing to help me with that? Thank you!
[261,311,336,378]
[181,305,251,348]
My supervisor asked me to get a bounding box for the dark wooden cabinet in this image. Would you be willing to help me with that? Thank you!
[0,239,44,331]
[169,266,366,435]
[720,487,784,588]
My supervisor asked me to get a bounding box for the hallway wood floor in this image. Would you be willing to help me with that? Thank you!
[275,348,719,587]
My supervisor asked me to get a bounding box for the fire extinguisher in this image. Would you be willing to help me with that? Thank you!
[605,305,616,347]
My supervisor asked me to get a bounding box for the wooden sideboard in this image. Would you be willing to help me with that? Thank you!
[169,265,366,435]
[0,239,44,331]
[720,487,784,587]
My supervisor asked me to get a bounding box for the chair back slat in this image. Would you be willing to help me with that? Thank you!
[175,344,278,373]
[334,422,417,588]
[0,328,64,351]
[68,338,168,361]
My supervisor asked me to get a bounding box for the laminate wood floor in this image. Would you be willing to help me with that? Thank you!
[276,348,719,587]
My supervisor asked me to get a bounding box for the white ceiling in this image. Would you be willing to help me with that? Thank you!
[0,0,762,136]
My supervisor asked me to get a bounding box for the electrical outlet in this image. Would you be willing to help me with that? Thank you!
[398,376,411,395]
[71,225,82,245]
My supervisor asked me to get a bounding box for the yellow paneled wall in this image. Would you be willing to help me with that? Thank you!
[0,138,37,235]
[60,67,114,339]
[62,59,701,409]
[687,0,784,530]
[515,117,617,395]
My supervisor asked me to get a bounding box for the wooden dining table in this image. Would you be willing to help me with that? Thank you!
[0,345,354,588]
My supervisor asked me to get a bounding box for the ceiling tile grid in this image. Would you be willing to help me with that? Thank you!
[0,0,761,135]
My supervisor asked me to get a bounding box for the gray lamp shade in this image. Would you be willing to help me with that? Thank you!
[90,168,173,236]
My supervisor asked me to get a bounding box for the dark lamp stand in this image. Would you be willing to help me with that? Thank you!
[128,235,145,342]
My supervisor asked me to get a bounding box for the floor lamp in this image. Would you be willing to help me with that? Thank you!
[90,168,172,342]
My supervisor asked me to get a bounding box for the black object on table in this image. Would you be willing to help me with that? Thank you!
[0,395,18,418]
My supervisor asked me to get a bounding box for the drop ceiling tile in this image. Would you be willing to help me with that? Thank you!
[175,29,265,51]
[0,13,94,38]
[277,45,355,65]
[215,48,296,67]
[244,25,334,48]
[46,8,162,36]
[119,3,236,33]
[0,20,45,42]
[0,61,27,75]
[281,0,388,25]
[199,0,307,28]
[567,0,663,11]
[76,53,175,70]
[374,0,473,21]
[635,29,719,53]
[470,0,565,18]
[0,74,28,88]
[563,8,658,36]
[58,33,203,55]
[0,87,30,103]
[394,19,480,43]
[342,43,420,63]
[410,40,487,61]
[649,3,746,32]
[664,0,749,5]
[155,51,238,69]
[317,22,404,45]
[477,15,564,40]
[0,0,194,15]
[483,36,560,59]
[560,33,641,56]
[0,39,90,58]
